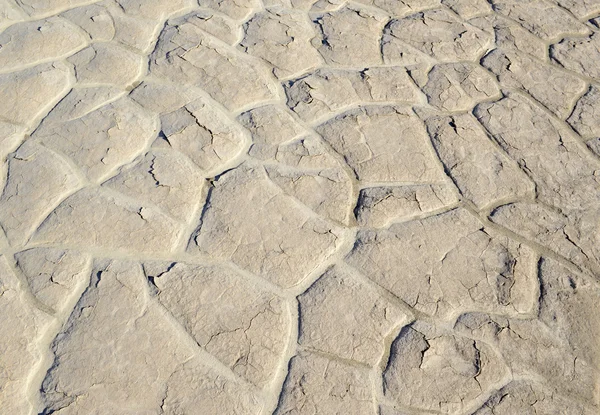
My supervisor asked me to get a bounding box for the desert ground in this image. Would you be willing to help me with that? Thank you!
[0,0,600,413]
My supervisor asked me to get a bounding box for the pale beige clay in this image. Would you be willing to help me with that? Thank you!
[0,0,599,414]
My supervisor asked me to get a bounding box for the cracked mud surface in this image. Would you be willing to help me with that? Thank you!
[0,0,599,414]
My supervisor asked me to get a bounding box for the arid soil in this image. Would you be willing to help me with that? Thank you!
[1,0,600,414]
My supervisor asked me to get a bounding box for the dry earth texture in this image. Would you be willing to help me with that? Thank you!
[1,0,600,414]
